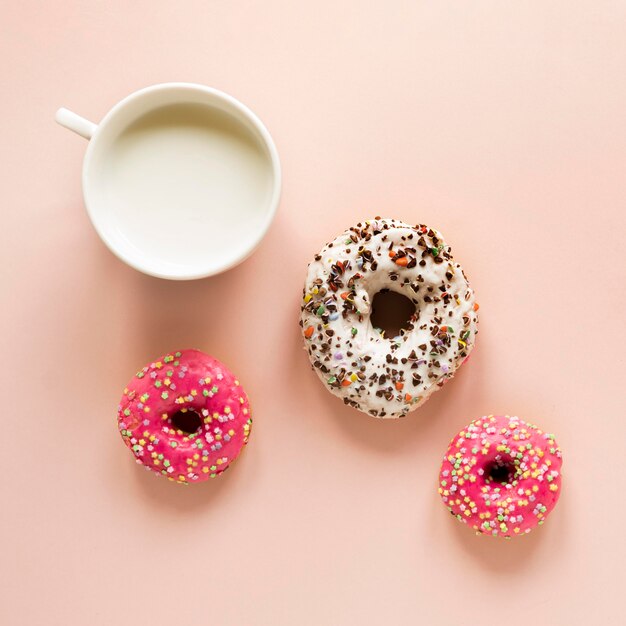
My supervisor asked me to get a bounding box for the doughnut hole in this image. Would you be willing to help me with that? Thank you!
[370,289,417,337]
[171,409,202,434]
[484,459,517,485]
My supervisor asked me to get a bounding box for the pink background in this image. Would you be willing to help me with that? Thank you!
[2,2,625,624]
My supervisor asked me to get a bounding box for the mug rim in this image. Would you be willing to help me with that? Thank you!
[81,82,282,280]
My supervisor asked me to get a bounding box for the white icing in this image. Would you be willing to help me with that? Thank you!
[301,218,479,418]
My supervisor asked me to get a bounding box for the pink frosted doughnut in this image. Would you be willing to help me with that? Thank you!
[438,415,563,537]
[117,349,252,484]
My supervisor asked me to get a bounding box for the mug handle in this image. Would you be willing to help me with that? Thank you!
[55,107,98,140]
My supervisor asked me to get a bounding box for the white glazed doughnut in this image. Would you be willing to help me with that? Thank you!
[300,218,479,418]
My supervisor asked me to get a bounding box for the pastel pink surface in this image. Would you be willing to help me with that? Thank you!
[118,349,251,483]
[1,2,626,625]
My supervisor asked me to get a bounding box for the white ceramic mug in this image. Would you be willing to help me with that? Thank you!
[56,83,281,279]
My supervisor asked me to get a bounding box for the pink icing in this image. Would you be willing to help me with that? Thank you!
[117,349,252,484]
[438,415,563,537]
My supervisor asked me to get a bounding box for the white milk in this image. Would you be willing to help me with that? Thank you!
[97,103,274,270]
